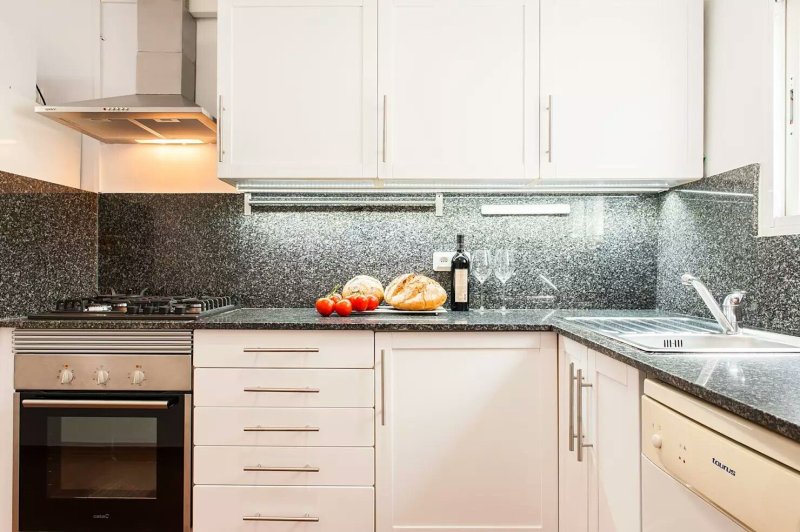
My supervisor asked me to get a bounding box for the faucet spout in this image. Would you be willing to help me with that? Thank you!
[681,273,737,334]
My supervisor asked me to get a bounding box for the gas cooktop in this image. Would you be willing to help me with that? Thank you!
[28,291,238,320]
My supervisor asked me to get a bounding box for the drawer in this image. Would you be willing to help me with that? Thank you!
[194,368,374,407]
[193,486,374,532]
[193,446,374,486]
[194,407,374,446]
[194,330,374,368]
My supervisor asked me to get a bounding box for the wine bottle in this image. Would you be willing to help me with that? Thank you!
[451,234,470,311]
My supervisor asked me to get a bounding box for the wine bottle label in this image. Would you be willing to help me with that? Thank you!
[454,269,468,303]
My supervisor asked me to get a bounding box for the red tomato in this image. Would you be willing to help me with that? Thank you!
[315,297,335,317]
[334,299,353,317]
[366,295,380,311]
[352,295,369,312]
[329,293,342,303]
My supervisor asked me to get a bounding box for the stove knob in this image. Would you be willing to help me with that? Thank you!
[59,368,75,385]
[96,369,110,385]
[131,369,146,385]
[651,434,663,449]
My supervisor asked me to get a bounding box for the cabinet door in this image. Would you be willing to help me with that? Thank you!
[558,337,590,532]
[540,0,703,180]
[218,0,378,178]
[378,0,539,180]
[375,332,557,532]
[587,349,641,532]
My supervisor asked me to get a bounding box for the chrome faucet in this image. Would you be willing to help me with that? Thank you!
[681,274,745,335]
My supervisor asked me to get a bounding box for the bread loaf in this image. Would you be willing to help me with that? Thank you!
[342,275,384,303]
[384,273,447,311]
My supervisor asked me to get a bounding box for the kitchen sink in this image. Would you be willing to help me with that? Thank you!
[564,317,800,353]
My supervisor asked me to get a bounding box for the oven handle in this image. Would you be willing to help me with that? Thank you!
[21,399,171,410]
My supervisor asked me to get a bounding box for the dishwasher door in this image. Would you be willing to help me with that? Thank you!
[642,455,743,532]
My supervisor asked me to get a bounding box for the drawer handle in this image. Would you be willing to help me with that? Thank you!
[243,465,320,473]
[243,514,319,522]
[243,347,320,353]
[243,387,320,393]
[243,425,320,432]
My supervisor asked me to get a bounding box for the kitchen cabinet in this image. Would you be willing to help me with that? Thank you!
[217,0,378,179]
[375,332,558,532]
[558,337,641,532]
[378,0,540,180]
[540,0,703,181]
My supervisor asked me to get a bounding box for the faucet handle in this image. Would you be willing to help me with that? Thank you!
[723,291,747,306]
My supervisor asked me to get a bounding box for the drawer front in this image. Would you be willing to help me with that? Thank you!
[194,407,374,446]
[194,446,374,486]
[193,486,374,532]
[194,330,374,368]
[194,368,374,407]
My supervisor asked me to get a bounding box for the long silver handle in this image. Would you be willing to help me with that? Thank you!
[243,465,320,473]
[380,348,386,426]
[243,347,320,353]
[243,426,319,432]
[218,95,223,162]
[382,94,389,164]
[243,515,319,522]
[575,369,593,463]
[243,387,320,393]
[546,95,553,163]
[791,88,795,126]
[568,362,575,452]
[22,399,169,410]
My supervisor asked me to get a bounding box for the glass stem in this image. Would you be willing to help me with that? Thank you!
[479,281,485,310]
[501,281,507,311]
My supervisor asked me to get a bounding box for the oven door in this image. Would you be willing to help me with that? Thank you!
[16,392,190,532]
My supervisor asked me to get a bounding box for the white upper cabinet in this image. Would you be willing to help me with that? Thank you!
[378,0,540,180]
[217,0,378,179]
[540,0,703,181]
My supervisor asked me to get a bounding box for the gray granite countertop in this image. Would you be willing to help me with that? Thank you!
[3,308,800,443]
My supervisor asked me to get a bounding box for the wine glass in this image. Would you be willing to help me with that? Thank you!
[471,250,493,313]
[494,249,515,313]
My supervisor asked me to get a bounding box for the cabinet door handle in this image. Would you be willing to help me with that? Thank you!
[545,95,553,163]
[243,387,320,393]
[243,347,320,353]
[243,426,319,432]
[218,95,223,163]
[243,514,319,522]
[382,95,390,164]
[568,362,576,452]
[575,368,593,463]
[243,465,320,473]
[380,348,386,426]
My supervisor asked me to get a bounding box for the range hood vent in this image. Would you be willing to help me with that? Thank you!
[35,0,216,144]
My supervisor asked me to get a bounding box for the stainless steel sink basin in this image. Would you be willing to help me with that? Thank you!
[564,317,800,353]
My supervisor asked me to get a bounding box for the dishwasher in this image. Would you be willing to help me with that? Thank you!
[641,380,800,531]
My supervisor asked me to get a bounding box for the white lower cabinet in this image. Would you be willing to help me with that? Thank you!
[375,332,558,532]
[193,486,374,532]
[558,336,642,532]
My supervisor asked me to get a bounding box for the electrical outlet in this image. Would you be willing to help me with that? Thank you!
[433,252,456,272]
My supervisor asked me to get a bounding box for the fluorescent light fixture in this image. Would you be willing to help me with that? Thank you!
[135,139,204,145]
[481,204,571,216]
[677,189,754,198]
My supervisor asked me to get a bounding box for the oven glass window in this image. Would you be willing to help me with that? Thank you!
[46,416,158,499]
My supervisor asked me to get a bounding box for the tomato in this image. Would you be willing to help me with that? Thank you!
[329,292,342,303]
[366,295,380,311]
[351,295,369,312]
[315,297,335,317]
[334,299,353,317]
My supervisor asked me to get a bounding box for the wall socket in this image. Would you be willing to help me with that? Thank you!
[433,252,456,271]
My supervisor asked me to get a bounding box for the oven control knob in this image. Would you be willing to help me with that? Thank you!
[651,434,663,449]
[131,369,146,385]
[96,369,110,385]
[59,369,75,385]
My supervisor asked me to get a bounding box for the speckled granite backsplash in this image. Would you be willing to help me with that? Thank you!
[0,171,98,318]
[657,164,800,335]
[98,194,659,309]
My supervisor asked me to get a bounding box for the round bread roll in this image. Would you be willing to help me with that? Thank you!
[342,275,385,303]
[384,273,448,311]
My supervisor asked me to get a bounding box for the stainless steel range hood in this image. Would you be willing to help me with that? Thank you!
[35,0,216,144]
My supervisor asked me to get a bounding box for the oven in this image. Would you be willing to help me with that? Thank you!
[12,330,193,532]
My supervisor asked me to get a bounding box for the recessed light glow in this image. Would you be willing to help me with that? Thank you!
[135,139,204,145]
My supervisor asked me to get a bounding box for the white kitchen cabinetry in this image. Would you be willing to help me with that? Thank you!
[375,332,558,532]
[558,337,641,532]
[540,0,703,181]
[217,0,378,179]
[378,0,540,180]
